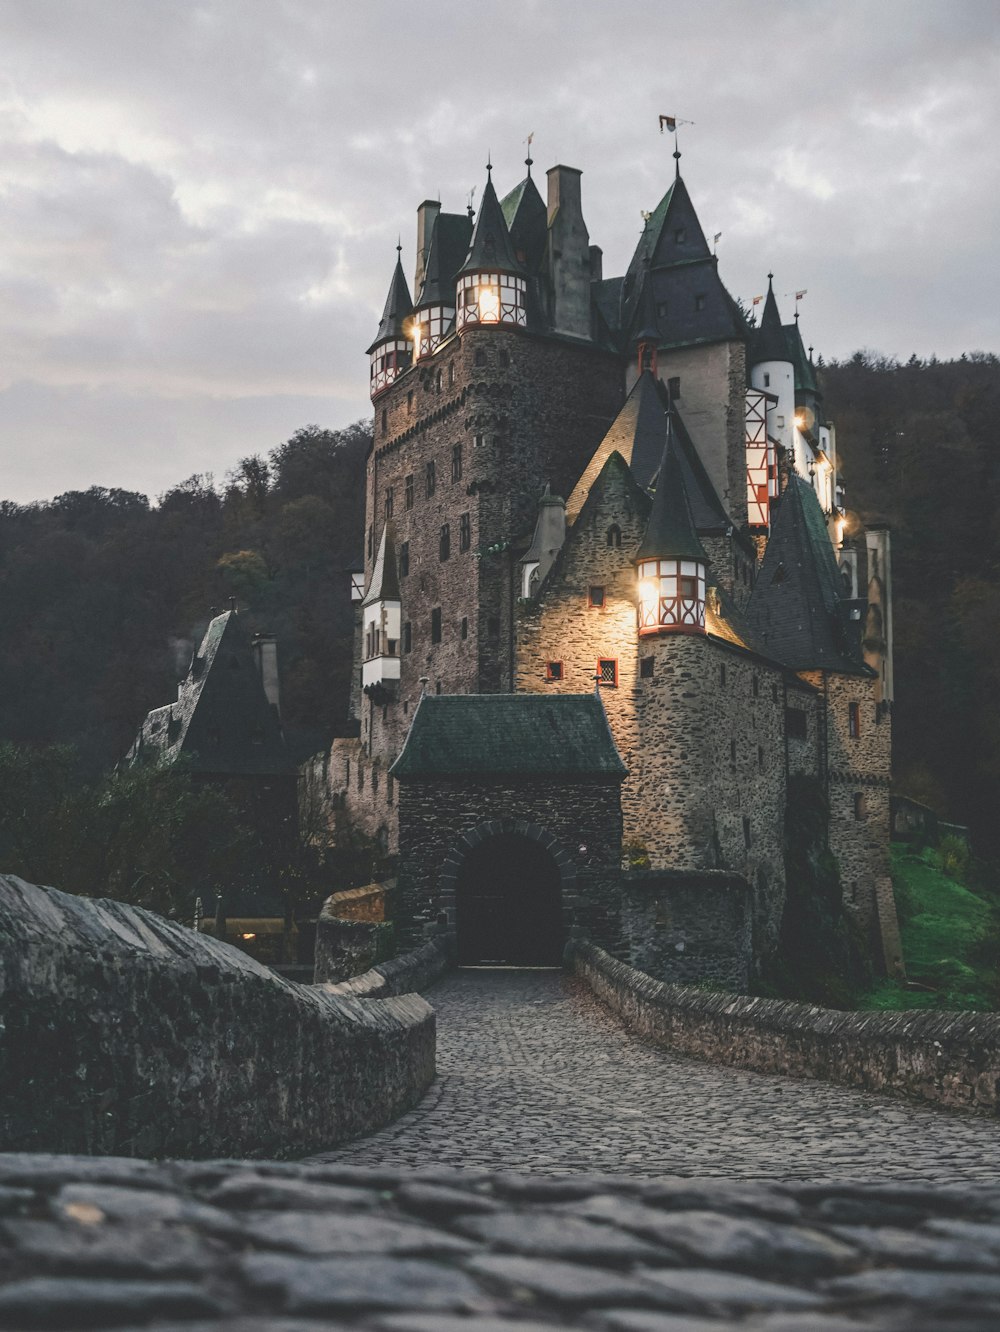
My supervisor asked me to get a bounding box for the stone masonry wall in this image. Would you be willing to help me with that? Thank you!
[394,777,624,951]
[516,475,790,958]
[621,870,752,991]
[572,939,1000,1116]
[0,875,435,1159]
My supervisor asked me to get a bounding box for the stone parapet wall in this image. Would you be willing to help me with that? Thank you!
[312,913,395,985]
[0,875,435,1159]
[570,939,1000,1115]
[319,935,454,998]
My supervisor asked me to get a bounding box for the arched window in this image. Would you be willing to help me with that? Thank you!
[606,524,622,548]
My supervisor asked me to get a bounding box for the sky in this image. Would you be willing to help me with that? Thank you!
[1,0,998,504]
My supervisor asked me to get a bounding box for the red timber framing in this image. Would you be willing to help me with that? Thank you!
[745,388,777,530]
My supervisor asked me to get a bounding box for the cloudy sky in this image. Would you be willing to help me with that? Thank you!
[1,0,997,504]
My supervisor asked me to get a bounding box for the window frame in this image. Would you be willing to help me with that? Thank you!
[597,657,618,688]
[545,661,564,682]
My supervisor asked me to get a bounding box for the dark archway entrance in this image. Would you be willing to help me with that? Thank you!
[455,832,564,965]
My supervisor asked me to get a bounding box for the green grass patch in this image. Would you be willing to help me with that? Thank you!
[860,844,1000,1011]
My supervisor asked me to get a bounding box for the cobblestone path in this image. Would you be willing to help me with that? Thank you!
[313,968,1000,1179]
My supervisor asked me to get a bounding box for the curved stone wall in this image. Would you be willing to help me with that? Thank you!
[571,939,1000,1115]
[0,875,435,1158]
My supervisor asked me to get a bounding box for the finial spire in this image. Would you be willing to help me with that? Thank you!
[396,235,402,257]
[524,129,534,176]
[486,151,492,176]
[673,147,681,178]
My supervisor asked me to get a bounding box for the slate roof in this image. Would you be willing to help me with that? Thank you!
[746,476,868,674]
[366,252,413,354]
[390,694,627,780]
[565,373,730,532]
[501,173,547,276]
[750,279,789,366]
[127,611,295,777]
[635,431,710,565]
[458,173,522,276]
[363,524,400,606]
[415,212,472,308]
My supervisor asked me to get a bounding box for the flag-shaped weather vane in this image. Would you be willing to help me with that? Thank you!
[659,114,695,177]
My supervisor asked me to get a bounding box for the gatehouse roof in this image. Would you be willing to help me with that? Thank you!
[390,694,627,780]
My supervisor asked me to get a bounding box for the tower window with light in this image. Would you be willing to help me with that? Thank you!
[411,305,454,360]
[456,272,527,329]
[637,558,707,634]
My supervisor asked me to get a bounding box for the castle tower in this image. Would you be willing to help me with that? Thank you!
[412,210,471,360]
[367,248,413,398]
[635,435,709,635]
[361,524,402,694]
[455,168,527,331]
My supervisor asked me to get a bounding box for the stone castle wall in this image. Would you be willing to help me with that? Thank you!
[621,870,753,990]
[0,875,434,1159]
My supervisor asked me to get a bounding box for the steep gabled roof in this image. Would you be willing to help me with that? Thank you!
[366,251,413,354]
[750,278,789,366]
[501,173,547,275]
[127,611,294,776]
[746,476,866,674]
[363,524,400,606]
[390,693,627,780]
[415,212,472,308]
[458,173,522,276]
[565,373,731,532]
[635,431,710,565]
[784,318,820,395]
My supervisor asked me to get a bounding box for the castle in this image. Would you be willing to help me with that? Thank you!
[313,145,896,982]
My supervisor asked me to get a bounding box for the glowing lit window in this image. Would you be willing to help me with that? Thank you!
[637,558,706,633]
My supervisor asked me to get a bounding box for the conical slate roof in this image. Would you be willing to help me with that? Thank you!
[783,318,820,395]
[746,476,865,674]
[635,431,709,565]
[363,524,400,606]
[415,212,472,308]
[750,278,790,366]
[366,252,412,354]
[501,173,547,274]
[459,172,522,276]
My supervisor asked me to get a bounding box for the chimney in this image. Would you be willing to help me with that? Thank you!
[546,166,591,340]
[589,244,603,284]
[415,200,441,295]
[252,632,280,718]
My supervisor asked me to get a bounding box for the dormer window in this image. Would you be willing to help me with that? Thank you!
[674,228,686,244]
[694,293,706,311]
[637,558,707,634]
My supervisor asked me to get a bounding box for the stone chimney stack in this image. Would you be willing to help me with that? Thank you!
[546,166,591,340]
[252,633,280,717]
[415,200,441,295]
[588,244,603,284]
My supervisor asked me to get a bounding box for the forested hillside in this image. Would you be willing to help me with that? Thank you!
[0,422,368,774]
[2,353,999,858]
[822,351,1000,853]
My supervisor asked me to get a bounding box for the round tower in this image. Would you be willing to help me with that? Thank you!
[635,435,709,635]
[367,246,413,398]
[456,166,527,331]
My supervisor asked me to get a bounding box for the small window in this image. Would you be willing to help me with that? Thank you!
[425,460,436,498]
[752,675,759,698]
[597,658,618,687]
[656,301,668,317]
[763,373,770,388]
[776,415,785,428]
[589,585,606,608]
[499,349,509,367]
[667,375,681,400]
[460,616,468,640]
[399,541,409,576]
[439,524,450,561]
[435,681,442,695]
[405,474,414,510]
[474,432,484,448]
[487,616,500,641]
[384,486,393,520]
[849,702,861,739]
[452,442,463,482]
[431,608,442,644]
[720,663,727,686]
[786,707,807,740]
[403,621,412,653]
[407,390,414,412]
[474,348,486,367]
[743,816,752,849]
[758,745,765,773]
[381,408,387,432]
[854,792,867,821]
[460,512,471,552]
[448,363,455,387]
[251,725,264,746]
[640,657,654,679]
[674,227,686,244]
[435,369,442,392]
[694,293,706,312]
[606,524,622,548]
[546,661,563,681]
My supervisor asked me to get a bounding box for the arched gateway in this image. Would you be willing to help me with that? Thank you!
[389,694,627,958]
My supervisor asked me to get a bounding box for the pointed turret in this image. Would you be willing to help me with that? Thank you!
[412,211,472,359]
[750,276,788,367]
[367,249,414,397]
[456,167,527,330]
[635,433,709,636]
[362,525,402,692]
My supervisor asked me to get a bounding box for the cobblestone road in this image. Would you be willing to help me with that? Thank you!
[313,968,1000,1180]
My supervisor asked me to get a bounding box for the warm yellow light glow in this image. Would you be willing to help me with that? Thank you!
[478,284,500,321]
[638,579,658,605]
[794,411,806,428]
[239,932,257,941]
